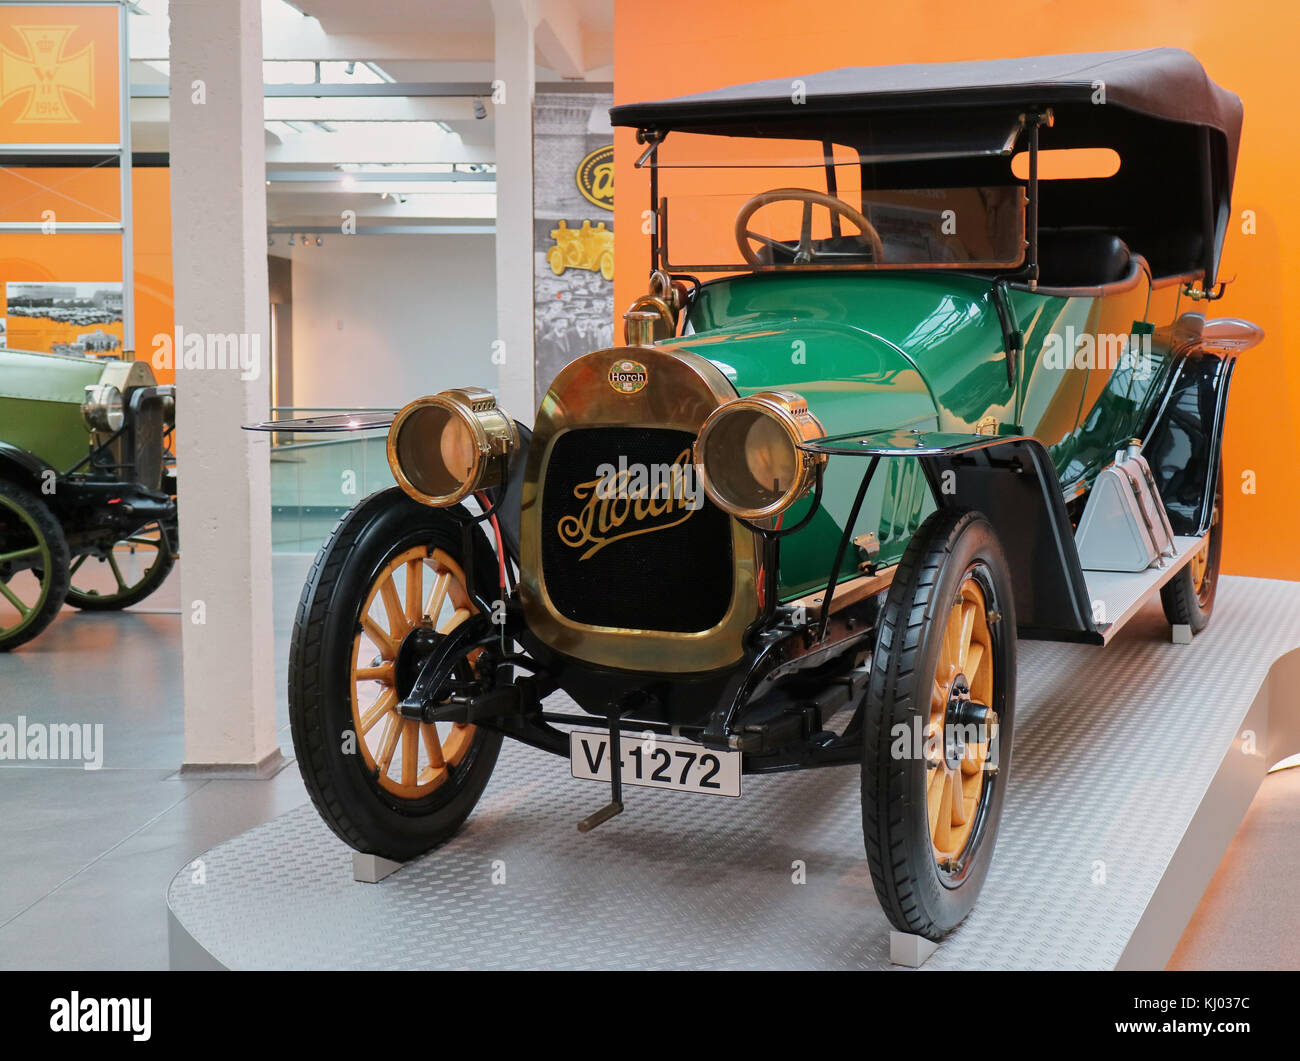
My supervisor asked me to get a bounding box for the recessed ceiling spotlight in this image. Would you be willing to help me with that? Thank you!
[315,235,323,246]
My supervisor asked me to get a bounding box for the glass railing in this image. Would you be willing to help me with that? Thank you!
[267,407,395,553]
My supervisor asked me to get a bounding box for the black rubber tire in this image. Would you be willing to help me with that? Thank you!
[288,487,504,861]
[66,529,175,611]
[861,506,1017,940]
[0,479,71,652]
[1160,467,1223,634]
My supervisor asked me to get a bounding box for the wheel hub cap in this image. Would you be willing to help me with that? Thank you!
[393,626,445,701]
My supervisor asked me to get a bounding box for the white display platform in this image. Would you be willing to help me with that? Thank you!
[167,576,1300,970]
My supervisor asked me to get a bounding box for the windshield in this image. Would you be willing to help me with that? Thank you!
[644,133,1026,274]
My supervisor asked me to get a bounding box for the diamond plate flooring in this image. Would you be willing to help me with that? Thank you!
[167,576,1300,970]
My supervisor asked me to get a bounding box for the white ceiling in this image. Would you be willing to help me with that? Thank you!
[299,0,612,42]
[126,0,614,230]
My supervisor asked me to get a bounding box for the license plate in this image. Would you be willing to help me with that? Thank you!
[569,730,741,798]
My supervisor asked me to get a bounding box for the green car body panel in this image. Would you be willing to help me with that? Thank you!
[669,270,1182,600]
[0,348,104,473]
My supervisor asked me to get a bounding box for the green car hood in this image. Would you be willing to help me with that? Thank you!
[669,273,951,437]
[0,349,106,472]
[662,271,1017,598]
[667,318,937,441]
[0,348,106,404]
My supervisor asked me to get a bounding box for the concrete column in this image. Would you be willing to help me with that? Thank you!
[491,0,538,424]
[169,0,282,776]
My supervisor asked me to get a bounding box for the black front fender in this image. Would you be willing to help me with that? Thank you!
[0,442,54,492]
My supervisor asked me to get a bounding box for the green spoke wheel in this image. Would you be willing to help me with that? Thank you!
[0,480,71,652]
[66,521,175,611]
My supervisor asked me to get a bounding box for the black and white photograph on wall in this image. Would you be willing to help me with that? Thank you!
[533,89,615,405]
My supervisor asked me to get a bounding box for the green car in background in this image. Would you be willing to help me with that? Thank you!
[255,50,1263,940]
[0,348,177,650]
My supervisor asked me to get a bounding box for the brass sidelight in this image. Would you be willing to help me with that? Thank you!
[621,269,688,345]
[623,308,662,347]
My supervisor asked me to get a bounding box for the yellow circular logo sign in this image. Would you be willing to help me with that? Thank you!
[608,359,648,394]
[576,145,614,211]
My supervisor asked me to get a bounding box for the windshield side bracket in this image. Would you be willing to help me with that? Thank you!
[990,279,1023,388]
[636,130,667,272]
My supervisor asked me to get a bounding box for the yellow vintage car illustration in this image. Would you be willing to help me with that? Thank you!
[547,219,615,281]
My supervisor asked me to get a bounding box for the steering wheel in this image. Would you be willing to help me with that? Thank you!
[735,188,885,267]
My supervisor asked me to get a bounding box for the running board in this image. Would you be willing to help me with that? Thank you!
[1084,535,1206,645]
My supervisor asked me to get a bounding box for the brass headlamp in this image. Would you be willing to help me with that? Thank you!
[694,390,826,520]
[80,383,125,433]
[387,387,519,507]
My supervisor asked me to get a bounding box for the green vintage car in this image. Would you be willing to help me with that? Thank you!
[0,348,177,650]
[258,50,1260,939]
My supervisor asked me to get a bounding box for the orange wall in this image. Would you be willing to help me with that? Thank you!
[614,0,1300,581]
[0,167,174,381]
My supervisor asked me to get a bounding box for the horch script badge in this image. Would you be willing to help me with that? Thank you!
[607,359,648,394]
[557,449,703,560]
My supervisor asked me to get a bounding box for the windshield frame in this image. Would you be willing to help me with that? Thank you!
[636,112,1050,285]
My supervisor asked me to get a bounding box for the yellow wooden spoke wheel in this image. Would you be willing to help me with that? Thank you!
[1189,538,1210,595]
[1161,468,1223,635]
[351,546,480,799]
[287,488,503,862]
[925,576,997,866]
[862,507,1015,940]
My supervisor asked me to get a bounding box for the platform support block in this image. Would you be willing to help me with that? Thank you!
[1171,624,1193,645]
[889,931,939,968]
[353,852,405,884]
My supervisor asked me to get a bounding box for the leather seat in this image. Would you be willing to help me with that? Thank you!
[1036,228,1133,287]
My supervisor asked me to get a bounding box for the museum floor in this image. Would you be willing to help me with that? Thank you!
[0,555,1297,969]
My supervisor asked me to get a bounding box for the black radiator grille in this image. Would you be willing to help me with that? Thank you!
[130,397,165,492]
[540,427,734,633]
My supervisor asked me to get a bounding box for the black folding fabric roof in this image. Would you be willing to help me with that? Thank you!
[610,49,1240,154]
[611,49,1243,282]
